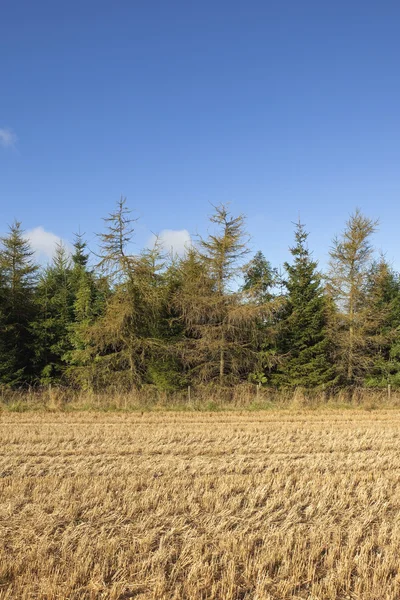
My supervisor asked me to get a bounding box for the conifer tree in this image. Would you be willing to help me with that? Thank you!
[64,234,107,388]
[0,221,38,385]
[363,258,400,387]
[135,243,183,390]
[172,247,217,383]
[240,251,281,385]
[272,221,334,388]
[242,251,278,305]
[4,202,400,395]
[77,199,171,389]
[70,232,102,322]
[327,209,381,385]
[0,260,8,383]
[96,196,137,281]
[175,205,262,385]
[71,231,89,268]
[33,243,74,383]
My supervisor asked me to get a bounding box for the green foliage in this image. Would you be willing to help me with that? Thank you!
[64,234,107,387]
[242,251,278,304]
[32,243,74,383]
[248,372,267,385]
[0,221,38,385]
[2,201,400,395]
[270,221,335,389]
[146,357,187,391]
[363,259,400,387]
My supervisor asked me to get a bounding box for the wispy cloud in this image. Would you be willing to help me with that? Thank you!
[24,227,71,262]
[148,229,192,256]
[0,128,17,149]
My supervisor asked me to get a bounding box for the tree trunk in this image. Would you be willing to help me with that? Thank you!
[219,332,225,386]
[348,276,355,382]
[348,322,354,382]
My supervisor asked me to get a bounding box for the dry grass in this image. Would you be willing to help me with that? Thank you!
[1,410,400,599]
[1,384,399,412]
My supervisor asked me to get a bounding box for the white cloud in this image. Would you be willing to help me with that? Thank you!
[148,229,192,256]
[24,227,71,262]
[0,128,17,149]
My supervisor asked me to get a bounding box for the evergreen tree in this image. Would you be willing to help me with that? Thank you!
[271,221,334,388]
[0,260,8,384]
[240,251,281,385]
[33,243,76,383]
[363,258,400,387]
[64,234,108,389]
[70,232,102,322]
[0,221,38,385]
[242,251,278,304]
[3,202,400,395]
[71,231,89,268]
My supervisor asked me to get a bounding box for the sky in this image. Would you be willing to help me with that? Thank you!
[1,1,400,270]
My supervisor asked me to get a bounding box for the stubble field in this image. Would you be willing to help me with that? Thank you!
[1,410,400,599]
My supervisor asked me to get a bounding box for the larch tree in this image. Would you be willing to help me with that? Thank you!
[327,209,381,385]
[172,247,217,383]
[175,204,262,385]
[79,198,171,390]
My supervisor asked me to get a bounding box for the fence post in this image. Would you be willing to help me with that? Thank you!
[388,384,392,401]
[188,385,191,403]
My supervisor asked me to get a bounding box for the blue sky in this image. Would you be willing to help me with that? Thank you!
[1,1,400,270]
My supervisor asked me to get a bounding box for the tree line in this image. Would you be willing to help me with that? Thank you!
[1,198,399,392]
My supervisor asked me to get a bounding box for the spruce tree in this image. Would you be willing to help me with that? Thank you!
[33,243,74,383]
[0,221,38,385]
[70,232,102,323]
[363,258,400,387]
[64,234,107,389]
[242,251,278,304]
[0,261,8,384]
[272,221,334,388]
[240,252,281,385]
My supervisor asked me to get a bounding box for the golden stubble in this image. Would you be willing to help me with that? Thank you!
[1,410,400,599]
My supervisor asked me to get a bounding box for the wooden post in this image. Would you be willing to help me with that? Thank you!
[257,382,261,398]
[388,384,392,401]
[188,385,191,403]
